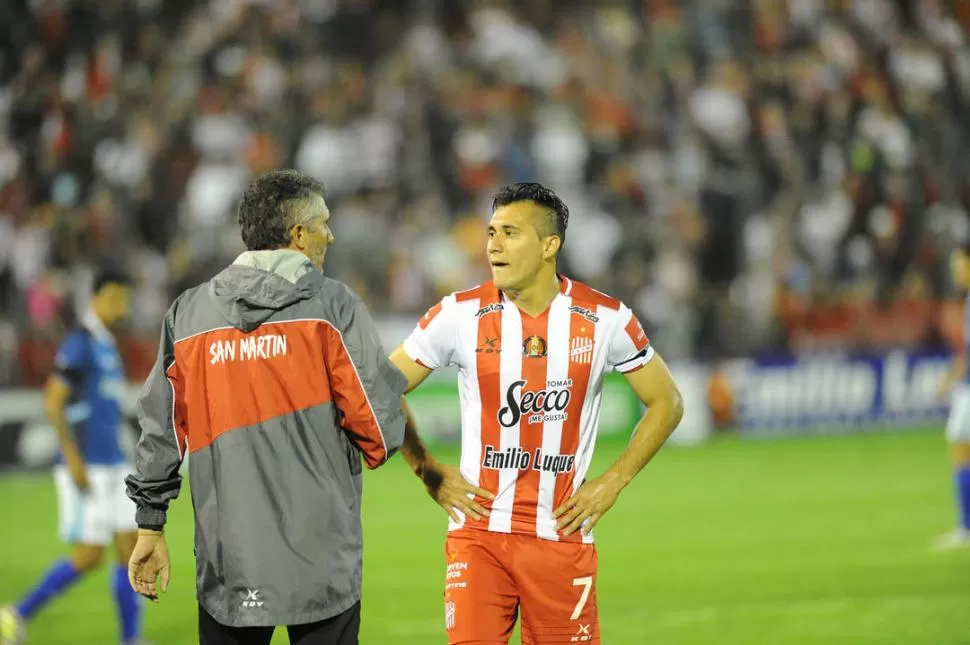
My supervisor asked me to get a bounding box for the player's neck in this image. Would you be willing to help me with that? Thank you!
[88,304,111,331]
[505,269,561,318]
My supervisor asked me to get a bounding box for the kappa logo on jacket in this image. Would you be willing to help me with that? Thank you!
[241,589,265,609]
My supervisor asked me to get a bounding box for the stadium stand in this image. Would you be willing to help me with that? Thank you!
[0,0,969,388]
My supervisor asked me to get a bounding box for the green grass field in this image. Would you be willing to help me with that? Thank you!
[2,429,969,645]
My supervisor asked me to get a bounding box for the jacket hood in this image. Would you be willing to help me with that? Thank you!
[209,249,322,332]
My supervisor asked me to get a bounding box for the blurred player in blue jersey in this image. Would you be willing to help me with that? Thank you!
[935,244,970,550]
[1,270,146,644]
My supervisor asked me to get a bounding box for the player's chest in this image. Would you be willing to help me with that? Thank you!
[85,344,124,406]
[457,310,605,378]
[91,343,123,379]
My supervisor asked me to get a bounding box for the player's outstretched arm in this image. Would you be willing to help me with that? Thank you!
[390,347,495,521]
[555,352,684,536]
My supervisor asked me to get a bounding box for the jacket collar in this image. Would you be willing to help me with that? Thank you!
[232,249,316,284]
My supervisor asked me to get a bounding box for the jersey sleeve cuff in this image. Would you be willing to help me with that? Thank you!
[615,345,654,373]
[402,336,437,370]
[52,367,83,390]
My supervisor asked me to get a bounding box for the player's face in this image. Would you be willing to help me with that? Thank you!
[291,194,334,269]
[94,283,130,327]
[487,202,558,291]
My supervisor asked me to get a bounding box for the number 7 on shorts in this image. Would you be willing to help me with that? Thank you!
[571,576,593,620]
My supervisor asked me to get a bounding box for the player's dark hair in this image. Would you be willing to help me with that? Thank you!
[492,182,569,246]
[93,268,132,293]
[237,170,327,251]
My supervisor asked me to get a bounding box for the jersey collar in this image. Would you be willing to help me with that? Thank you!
[82,306,115,345]
[559,274,574,295]
[493,274,574,308]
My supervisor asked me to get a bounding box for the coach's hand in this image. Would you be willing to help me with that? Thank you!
[554,474,623,537]
[423,463,495,523]
[128,529,171,603]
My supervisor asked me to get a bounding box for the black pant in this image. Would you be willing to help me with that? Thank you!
[199,602,360,645]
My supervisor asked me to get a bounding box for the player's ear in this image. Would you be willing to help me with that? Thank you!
[288,223,306,251]
[543,235,561,260]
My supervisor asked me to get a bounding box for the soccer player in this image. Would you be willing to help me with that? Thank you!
[0,271,146,645]
[390,182,685,644]
[934,243,970,550]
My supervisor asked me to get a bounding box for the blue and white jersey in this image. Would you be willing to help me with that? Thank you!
[53,309,126,466]
[964,294,970,384]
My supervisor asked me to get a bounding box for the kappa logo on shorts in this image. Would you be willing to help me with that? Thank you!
[445,600,456,630]
[571,624,592,642]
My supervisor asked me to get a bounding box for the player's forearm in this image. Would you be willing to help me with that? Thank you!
[602,392,684,489]
[44,401,82,458]
[398,396,442,479]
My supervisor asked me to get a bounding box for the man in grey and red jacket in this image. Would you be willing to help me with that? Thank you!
[123,170,408,645]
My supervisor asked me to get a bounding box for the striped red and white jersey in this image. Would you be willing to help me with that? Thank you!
[403,275,653,544]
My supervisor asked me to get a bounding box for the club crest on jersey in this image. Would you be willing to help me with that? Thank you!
[522,335,547,358]
[570,337,594,364]
[568,305,599,323]
[497,378,572,427]
[475,303,504,318]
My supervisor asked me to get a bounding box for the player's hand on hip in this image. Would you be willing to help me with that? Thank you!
[423,463,495,523]
[128,530,171,603]
[554,474,623,537]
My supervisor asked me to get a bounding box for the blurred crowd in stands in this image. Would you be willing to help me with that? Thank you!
[1,0,970,386]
